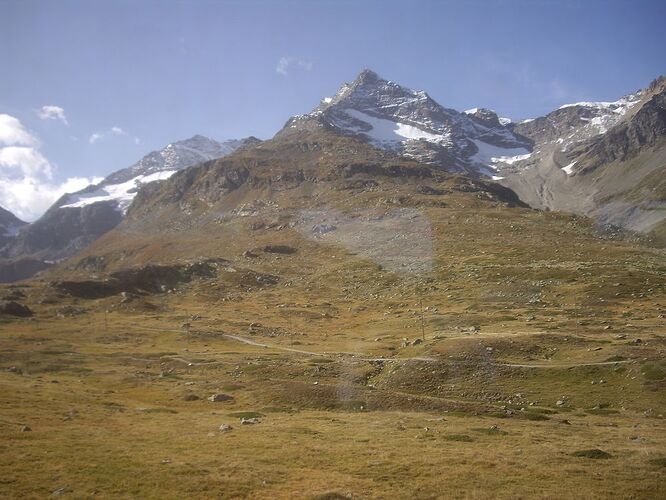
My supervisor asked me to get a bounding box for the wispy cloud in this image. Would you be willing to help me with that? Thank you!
[276,56,313,76]
[36,105,68,125]
[0,114,100,221]
[89,126,131,144]
[88,132,103,144]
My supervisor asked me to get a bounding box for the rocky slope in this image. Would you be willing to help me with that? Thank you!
[0,135,257,282]
[0,206,26,248]
[43,126,527,284]
[280,70,664,242]
[499,76,666,242]
[3,70,663,285]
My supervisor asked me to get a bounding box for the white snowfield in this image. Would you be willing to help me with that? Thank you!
[558,93,641,113]
[58,135,246,214]
[470,139,531,169]
[561,161,577,175]
[61,170,177,212]
[344,109,451,147]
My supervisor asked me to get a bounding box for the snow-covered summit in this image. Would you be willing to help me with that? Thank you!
[60,135,253,213]
[282,69,531,177]
[103,135,245,186]
[555,91,643,137]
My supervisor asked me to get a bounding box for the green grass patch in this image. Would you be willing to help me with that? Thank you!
[586,408,620,415]
[444,434,474,442]
[642,364,665,381]
[260,406,296,414]
[471,427,508,436]
[140,407,178,414]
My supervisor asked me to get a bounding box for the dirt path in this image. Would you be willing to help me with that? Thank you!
[498,360,634,368]
[125,324,633,369]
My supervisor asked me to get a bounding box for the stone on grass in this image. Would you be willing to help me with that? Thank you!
[208,393,234,402]
[241,417,261,425]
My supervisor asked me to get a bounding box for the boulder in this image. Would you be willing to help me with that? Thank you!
[208,393,234,402]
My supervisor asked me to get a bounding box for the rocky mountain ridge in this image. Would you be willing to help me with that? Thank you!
[500,76,665,241]
[280,69,532,178]
[0,135,257,281]
[280,70,664,241]
[1,70,664,283]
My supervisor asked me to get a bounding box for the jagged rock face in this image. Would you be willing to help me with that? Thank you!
[3,202,123,260]
[103,135,255,186]
[59,135,259,213]
[512,93,643,150]
[0,135,258,282]
[280,69,531,177]
[499,76,666,240]
[276,69,664,240]
[0,206,26,248]
[571,90,666,173]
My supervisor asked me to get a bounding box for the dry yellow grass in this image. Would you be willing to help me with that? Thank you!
[1,134,665,497]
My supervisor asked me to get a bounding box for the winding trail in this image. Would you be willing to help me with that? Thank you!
[159,329,633,369]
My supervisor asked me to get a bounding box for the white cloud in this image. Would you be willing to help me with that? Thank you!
[0,114,101,221]
[0,146,53,179]
[0,114,38,147]
[89,126,129,144]
[276,56,313,76]
[0,176,102,222]
[37,105,68,125]
[134,137,141,145]
[89,132,103,144]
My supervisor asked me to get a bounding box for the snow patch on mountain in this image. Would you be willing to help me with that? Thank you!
[61,170,177,212]
[558,93,642,113]
[57,135,251,214]
[343,109,451,148]
[470,140,532,169]
[285,69,533,177]
[105,135,242,185]
[561,161,577,175]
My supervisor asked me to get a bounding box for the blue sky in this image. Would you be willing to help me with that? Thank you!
[1,0,664,220]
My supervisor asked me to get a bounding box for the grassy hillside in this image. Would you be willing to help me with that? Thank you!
[1,132,664,498]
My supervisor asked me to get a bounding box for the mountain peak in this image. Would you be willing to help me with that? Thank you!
[282,70,530,177]
[183,134,212,143]
[354,68,382,85]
